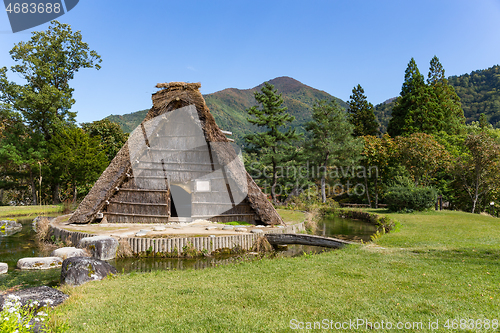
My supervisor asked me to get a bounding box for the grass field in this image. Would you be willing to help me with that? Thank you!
[50,210,500,332]
[275,209,307,224]
[0,205,63,218]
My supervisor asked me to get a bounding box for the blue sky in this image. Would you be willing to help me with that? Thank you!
[1,0,500,123]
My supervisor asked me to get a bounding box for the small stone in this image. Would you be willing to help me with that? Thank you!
[135,231,148,237]
[77,236,119,261]
[251,229,264,234]
[209,235,216,238]
[0,262,7,274]
[153,226,166,231]
[235,228,247,233]
[205,226,217,230]
[222,226,234,230]
[173,226,182,229]
[51,247,90,260]
[277,225,285,228]
[17,257,63,270]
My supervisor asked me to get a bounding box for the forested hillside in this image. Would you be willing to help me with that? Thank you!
[448,65,500,125]
[105,110,148,133]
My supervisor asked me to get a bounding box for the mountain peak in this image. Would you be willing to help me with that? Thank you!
[254,76,316,94]
[267,76,303,86]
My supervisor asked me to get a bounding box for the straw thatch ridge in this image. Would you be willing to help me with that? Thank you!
[69,82,284,226]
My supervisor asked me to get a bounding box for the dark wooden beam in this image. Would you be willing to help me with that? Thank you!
[265,233,356,248]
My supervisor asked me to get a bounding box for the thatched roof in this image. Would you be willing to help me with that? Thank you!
[68,82,284,226]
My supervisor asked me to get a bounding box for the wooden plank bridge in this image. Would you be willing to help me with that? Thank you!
[264,233,357,249]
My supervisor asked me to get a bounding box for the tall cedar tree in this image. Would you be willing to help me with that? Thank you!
[244,82,300,204]
[388,57,464,136]
[348,84,380,136]
[387,58,427,137]
[426,56,464,133]
[305,100,362,203]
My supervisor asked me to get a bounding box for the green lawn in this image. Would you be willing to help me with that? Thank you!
[0,205,63,218]
[275,209,307,224]
[52,210,500,332]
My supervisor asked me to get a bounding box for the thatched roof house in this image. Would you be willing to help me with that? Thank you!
[69,82,284,226]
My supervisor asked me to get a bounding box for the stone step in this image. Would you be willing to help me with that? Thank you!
[17,257,63,270]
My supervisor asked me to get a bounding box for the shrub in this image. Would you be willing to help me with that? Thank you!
[385,186,438,212]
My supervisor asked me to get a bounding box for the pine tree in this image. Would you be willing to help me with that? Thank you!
[347,84,380,136]
[305,100,362,203]
[244,82,301,204]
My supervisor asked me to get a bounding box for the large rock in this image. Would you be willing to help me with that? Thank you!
[0,286,68,311]
[0,219,22,236]
[77,235,119,260]
[61,257,118,286]
[17,257,63,270]
[51,247,90,260]
[0,262,7,274]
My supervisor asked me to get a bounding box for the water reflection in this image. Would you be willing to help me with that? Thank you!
[315,216,378,242]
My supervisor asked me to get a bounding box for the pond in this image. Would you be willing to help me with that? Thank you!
[0,214,378,289]
[315,215,379,242]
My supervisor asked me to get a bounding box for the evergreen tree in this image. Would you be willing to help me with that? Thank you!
[49,127,108,203]
[244,82,301,204]
[81,119,128,163]
[387,58,427,137]
[305,100,362,203]
[347,84,380,136]
[427,56,464,134]
[479,113,489,129]
[388,57,465,137]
